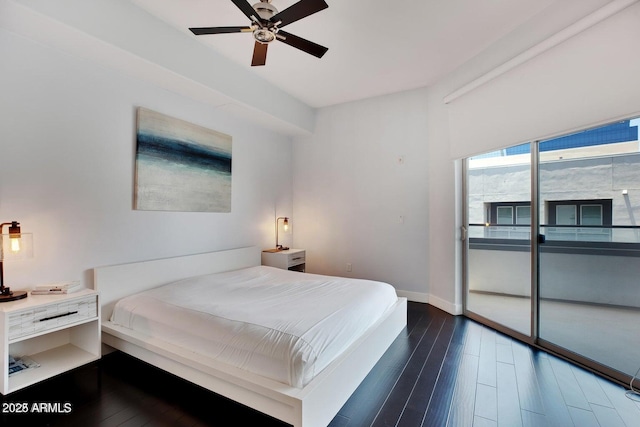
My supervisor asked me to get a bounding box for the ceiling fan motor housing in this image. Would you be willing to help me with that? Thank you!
[253,0,278,20]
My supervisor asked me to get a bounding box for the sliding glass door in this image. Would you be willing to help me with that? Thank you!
[464,117,640,386]
[464,143,532,338]
[537,119,640,381]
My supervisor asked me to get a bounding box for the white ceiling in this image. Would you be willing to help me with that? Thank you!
[129,0,612,108]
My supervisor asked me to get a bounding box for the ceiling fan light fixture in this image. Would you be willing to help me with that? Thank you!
[253,28,276,43]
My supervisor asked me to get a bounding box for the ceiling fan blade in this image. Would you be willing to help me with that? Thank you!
[231,0,261,23]
[270,0,328,28]
[189,26,252,35]
[277,30,328,58]
[251,41,268,66]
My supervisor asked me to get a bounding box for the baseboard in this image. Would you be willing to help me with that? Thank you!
[396,290,462,316]
[396,290,429,304]
[428,294,462,316]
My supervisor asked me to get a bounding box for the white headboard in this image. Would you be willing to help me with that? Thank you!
[94,246,261,319]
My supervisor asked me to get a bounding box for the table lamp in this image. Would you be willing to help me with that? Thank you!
[276,216,290,251]
[0,221,33,302]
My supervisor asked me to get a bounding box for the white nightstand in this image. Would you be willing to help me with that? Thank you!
[0,289,101,395]
[262,249,306,272]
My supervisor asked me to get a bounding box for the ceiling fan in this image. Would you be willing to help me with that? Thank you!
[189,0,329,66]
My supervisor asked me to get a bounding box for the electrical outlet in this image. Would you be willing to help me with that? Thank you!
[346,263,352,272]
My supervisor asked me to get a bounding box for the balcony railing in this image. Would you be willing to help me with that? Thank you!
[467,223,640,308]
[468,223,640,256]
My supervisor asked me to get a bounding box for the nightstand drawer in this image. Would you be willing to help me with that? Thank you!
[262,249,306,271]
[8,295,98,341]
[287,252,305,267]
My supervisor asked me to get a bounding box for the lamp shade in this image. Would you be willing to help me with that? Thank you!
[275,216,291,251]
[1,232,33,261]
[280,217,291,234]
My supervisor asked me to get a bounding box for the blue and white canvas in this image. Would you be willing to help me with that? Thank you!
[134,108,232,212]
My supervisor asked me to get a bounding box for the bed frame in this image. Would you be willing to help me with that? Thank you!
[94,246,407,427]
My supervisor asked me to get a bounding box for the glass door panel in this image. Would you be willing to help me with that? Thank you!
[465,143,531,336]
[581,205,602,225]
[516,206,531,225]
[538,118,640,380]
[556,205,576,225]
[497,206,513,224]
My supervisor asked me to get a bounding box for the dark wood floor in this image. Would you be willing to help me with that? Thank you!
[2,302,639,427]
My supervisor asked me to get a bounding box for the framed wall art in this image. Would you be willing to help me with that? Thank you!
[134,108,232,212]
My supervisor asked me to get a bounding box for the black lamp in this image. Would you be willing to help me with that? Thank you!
[275,216,289,251]
[0,221,32,302]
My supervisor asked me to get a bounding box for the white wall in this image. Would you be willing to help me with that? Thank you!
[0,28,294,289]
[292,89,430,300]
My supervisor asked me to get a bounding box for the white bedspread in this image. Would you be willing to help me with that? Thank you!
[110,265,398,388]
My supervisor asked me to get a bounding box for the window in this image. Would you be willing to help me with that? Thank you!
[497,206,513,224]
[489,202,531,225]
[547,199,611,226]
[546,199,612,242]
[516,206,531,225]
[556,204,576,225]
[485,202,531,240]
[581,205,603,225]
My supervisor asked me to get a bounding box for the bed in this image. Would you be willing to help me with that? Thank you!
[95,246,407,427]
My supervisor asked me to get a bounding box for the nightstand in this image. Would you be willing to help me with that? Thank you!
[0,289,101,395]
[262,249,306,272]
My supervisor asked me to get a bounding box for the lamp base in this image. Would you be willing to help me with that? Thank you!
[0,289,28,303]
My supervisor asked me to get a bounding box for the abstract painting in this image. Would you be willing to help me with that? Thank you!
[134,108,232,212]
